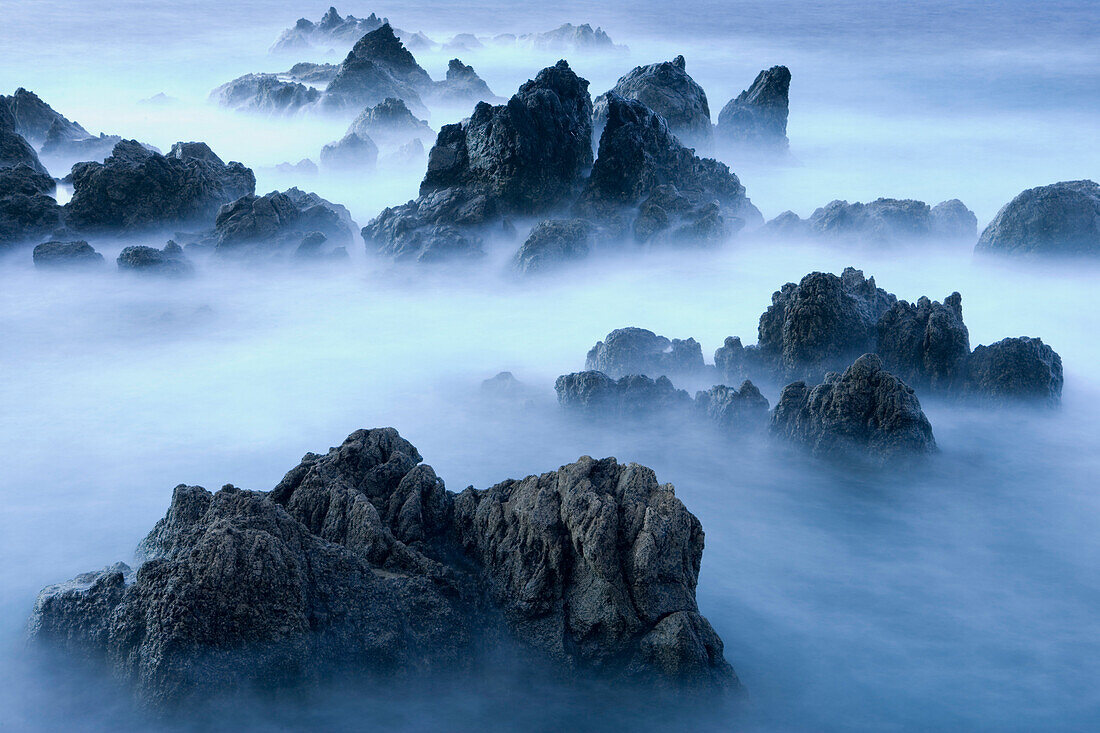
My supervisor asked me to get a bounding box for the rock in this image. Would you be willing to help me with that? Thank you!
[40,126,121,163]
[1,101,49,175]
[514,23,624,53]
[513,218,595,273]
[770,354,936,461]
[320,132,379,170]
[876,292,970,392]
[284,62,340,86]
[65,141,255,232]
[757,267,897,378]
[32,240,104,269]
[271,7,386,54]
[480,371,535,403]
[761,210,811,238]
[274,158,318,175]
[715,66,791,151]
[808,198,933,243]
[555,371,691,417]
[117,242,194,277]
[0,163,61,247]
[593,55,712,147]
[585,327,705,379]
[1,87,89,146]
[976,180,1100,256]
[576,95,759,243]
[322,24,430,112]
[713,336,757,384]
[444,33,482,52]
[930,199,978,239]
[433,59,500,104]
[694,381,770,429]
[347,98,433,145]
[210,73,320,114]
[364,60,593,262]
[965,337,1063,405]
[453,455,734,686]
[214,188,356,258]
[380,138,425,167]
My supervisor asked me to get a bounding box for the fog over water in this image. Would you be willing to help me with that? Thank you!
[2,1,1099,731]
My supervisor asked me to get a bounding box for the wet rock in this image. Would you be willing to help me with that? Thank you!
[454,455,734,686]
[770,353,936,461]
[210,74,320,114]
[0,163,61,247]
[514,218,595,273]
[586,327,705,379]
[214,188,356,258]
[930,199,978,239]
[347,98,433,145]
[65,141,255,232]
[117,242,194,277]
[322,24,430,112]
[433,59,500,104]
[694,381,770,429]
[757,267,897,378]
[271,7,386,53]
[32,240,104,269]
[593,55,712,147]
[555,371,692,418]
[716,66,791,151]
[965,337,1063,405]
[320,132,379,170]
[876,292,970,392]
[976,180,1100,256]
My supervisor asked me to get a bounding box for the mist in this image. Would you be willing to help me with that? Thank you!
[2,1,1099,731]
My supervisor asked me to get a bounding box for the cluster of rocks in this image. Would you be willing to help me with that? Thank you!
[3,88,125,166]
[117,242,194,277]
[209,187,356,260]
[29,428,737,706]
[270,6,387,53]
[0,104,61,248]
[209,74,321,115]
[762,198,978,244]
[320,97,433,170]
[586,327,705,379]
[976,180,1100,256]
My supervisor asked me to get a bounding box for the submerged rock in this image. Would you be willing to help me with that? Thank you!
[30,428,736,705]
[65,141,255,232]
[593,55,712,147]
[876,292,970,392]
[965,337,1063,405]
[117,242,194,277]
[32,240,104,269]
[715,66,791,152]
[694,381,770,429]
[210,73,320,114]
[555,371,692,417]
[514,218,595,273]
[976,180,1100,256]
[586,327,705,379]
[770,354,936,461]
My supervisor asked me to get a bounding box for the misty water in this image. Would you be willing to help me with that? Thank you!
[2,1,1099,730]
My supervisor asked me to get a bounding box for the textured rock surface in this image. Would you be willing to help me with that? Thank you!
[210,74,320,114]
[694,381,770,429]
[593,56,712,147]
[770,354,936,461]
[513,23,623,52]
[808,198,933,243]
[433,59,500,104]
[976,180,1100,255]
[214,188,356,258]
[32,240,104,269]
[284,62,340,86]
[716,66,791,151]
[322,24,430,112]
[117,242,194,277]
[271,7,386,54]
[965,337,1063,405]
[65,141,255,231]
[514,218,595,273]
[876,292,971,392]
[586,327,705,379]
[555,371,692,417]
[0,163,61,247]
[347,97,433,145]
[2,87,89,146]
[930,199,978,239]
[1,100,49,175]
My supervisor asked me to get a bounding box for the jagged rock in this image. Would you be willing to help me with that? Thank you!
[117,242,194,277]
[716,66,790,151]
[433,59,500,104]
[713,337,756,384]
[65,141,254,232]
[770,354,936,461]
[284,62,340,86]
[965,337,1063,405]
[320,132,379,170]
[0,163,61,246]
[210,74,320,114]
[40,126,121,163]
[322,24,431,112]
[347,98,433,145]
[808,198,933,243]
[214,188,356,258]
[761,210,812,238]
[876,292,970,392]
[586,327,705,379]
[454,455,734,685]
[364,60,593,262]
[694,381,769,429]
[514,23,623,52]
[2,87,88,146]
[380,138,425,167]
[976,180,1100,256]
[514,218,595,273]
[1,101,48,175]
[274,158,318,175]
[32,240,104,269]
[396,30,436,53]
[271,7,386,53]
[930,199,978,239]
[555,371,691,417]
[576,95,759,243]
[757,267,897,378]
[593,56,712,147]
[444,33,482,52]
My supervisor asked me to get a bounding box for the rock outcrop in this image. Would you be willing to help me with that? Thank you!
[117,242,194,277]
[3,87,125,164]
[585,327,705,379]
[433,59,500,104]
[32,240,104,269]
[593,56,712,147]
[30,428,736,705]
[809,198,931,243]
[64,141,255,232]
[555,371,692,417]
[965,337,1064,405]
[319,132,379,170]
[716,66,791,152]
[511,23,624,53]
[930,199,978,239]
[876,292,970,392]
[213,188,356,259]
[514,218,595,274]
[284,62,340,86]
[0,159,61,247]
[976,180,1100,256]
[271,7,386,54]
[1,100,48,175]
[210,74,321,114]
[322,24,430,112]
[346,97,433,145]
[694,381,770,429]
[770,354,936,461]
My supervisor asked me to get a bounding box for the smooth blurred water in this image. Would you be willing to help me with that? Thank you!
[1,1,1098,731]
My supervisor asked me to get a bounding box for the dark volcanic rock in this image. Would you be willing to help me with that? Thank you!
[976,180,1100,256]
[757,267,897,378]
[117,242,194,277]
[514,218,595,273]
[1,102,49,175]
[40,126,121,163]
[65,141,255,232]
[876,292,970,392]
[322,24,430,112]
[0,163,61,247]
[320,132,379,170]
[454,455,734,686]
[586,327,705,379]
[2,87,89,146]
[210,74,321,114]
[433,59,500,104]
[713,336,759,384]
[364,60,593,262]
[716,66,791,152]
[694,381,769,429]
[930,199,978,239]
[32,240,104,269]
[555,371,692,417]
[347,98,433,145]
[808,198,933,243]
[965,337,1063,405]
[214,188,356,258]
[593,55,712,147]
[770,353,936,461]
[271,7,386,53]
